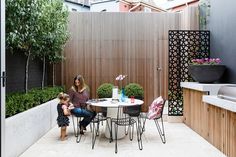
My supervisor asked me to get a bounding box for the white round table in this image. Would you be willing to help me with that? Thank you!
[87,98,144,139]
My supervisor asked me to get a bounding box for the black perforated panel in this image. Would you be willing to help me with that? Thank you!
[168,30,210,116]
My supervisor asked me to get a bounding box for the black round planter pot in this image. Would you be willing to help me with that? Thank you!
[188,65,226,83]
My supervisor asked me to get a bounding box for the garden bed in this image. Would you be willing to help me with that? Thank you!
[5,98,59,157]
[5,86,63,157]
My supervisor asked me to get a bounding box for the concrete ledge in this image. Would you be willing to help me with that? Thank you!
[203,95,236,112]
[167,116,183,123]
[180,82,232,95]
[5,99,59,157]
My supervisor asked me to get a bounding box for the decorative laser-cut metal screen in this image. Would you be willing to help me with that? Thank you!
[168,30,210,116]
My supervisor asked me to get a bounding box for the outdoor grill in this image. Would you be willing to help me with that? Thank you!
[217,85,236,102]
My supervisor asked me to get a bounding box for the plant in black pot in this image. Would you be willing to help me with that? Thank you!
[188,58,226,83]
[124,83,144,117]
[124,83,144,100]
[96,83,114,116]
[97,83,113,98]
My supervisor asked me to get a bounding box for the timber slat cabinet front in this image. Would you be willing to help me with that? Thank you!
[183,88,236,157]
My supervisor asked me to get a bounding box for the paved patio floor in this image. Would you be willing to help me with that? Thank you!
[20,120,225,157]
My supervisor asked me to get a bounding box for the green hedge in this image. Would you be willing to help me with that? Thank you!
[97,83,113,98]
[124,83,144,99]
[6,86,64,118]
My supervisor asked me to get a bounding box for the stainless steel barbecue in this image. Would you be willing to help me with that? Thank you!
[217,85,236,102]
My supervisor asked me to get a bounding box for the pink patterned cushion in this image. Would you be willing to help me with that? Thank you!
[147,96,164,120]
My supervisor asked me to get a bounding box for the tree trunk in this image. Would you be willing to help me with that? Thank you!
[25,51,31,93]
[41,55,46,89]
[52,63,55,87]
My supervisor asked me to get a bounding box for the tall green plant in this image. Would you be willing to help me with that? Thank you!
[37,0,69,88]
[6,0,46,93]
[6,0,69,92]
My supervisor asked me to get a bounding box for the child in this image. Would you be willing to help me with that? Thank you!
[57,92,74,141]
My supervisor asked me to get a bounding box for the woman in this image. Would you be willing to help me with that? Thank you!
[68,75,96,134]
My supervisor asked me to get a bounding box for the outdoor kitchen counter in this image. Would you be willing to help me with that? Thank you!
[180,82,231,95]
[203,95,236,112]
[181,82,236,157]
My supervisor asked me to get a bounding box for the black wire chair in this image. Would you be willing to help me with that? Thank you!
[71,107,93,143]
[71,114,84,143]
[123,105,143,140]
[91,112,111,149]
[141,100,166,144]
[123,96,143,136]
[113,105,143,153]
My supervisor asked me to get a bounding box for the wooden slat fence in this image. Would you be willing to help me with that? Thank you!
[61,7,199,111]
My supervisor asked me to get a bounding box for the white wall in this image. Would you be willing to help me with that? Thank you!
[64,1,90,12]
[5,99,59,157]
[90,1,119,12]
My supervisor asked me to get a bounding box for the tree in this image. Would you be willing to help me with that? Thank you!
[6,0,69,91]
[6,0,46,93]
[37,0,69,88]
[48,52,65,87]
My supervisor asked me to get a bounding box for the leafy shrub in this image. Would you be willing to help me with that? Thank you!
[124,83,144,100]
[97,83,113,98]
[6,86,64,118]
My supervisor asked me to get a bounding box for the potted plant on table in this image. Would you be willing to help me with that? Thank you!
[188,58,226,83]
[96,83,114,116]
[97,83,113,98]
[124,83,144,100]
[124,83,144,116]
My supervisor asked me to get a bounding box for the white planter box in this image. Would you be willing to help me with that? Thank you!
[5,98,59,157]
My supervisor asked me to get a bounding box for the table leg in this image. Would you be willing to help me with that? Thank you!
[105,108,126,139]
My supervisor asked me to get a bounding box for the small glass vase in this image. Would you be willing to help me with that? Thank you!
[120,87,125,102]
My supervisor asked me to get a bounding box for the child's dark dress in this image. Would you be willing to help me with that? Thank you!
[57,103,70,127]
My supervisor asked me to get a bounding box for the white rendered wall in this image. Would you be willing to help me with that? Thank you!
[5,99,59,157]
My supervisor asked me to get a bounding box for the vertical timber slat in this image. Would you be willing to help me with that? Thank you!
[62,7,199,112]
[183,88,236,157]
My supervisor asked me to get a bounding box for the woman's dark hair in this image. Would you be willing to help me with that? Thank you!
[73,75,86,91]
